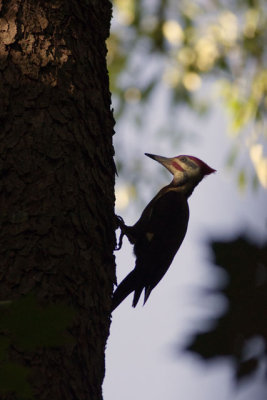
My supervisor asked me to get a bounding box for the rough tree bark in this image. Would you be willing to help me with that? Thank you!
[0,1,116,399]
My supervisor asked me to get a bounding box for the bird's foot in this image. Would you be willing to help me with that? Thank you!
[115,215,136,250]
[115,215,126,250]
[115,215,125,229]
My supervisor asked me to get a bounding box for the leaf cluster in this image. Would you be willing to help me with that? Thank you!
[109,0,267,189]
[0,294,75,399]
[186,235,267,381]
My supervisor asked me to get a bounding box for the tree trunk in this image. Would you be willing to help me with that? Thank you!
[0,1,116,399]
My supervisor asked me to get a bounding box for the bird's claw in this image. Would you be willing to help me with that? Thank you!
[115,230,124,251]
[115,215,126,251]
[115,215,136,250]
[115,215,125,229]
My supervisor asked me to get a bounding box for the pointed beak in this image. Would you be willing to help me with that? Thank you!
[145,153,171,165]
[145,153,178,175]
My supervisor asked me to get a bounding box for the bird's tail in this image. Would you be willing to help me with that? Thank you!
[112,270,137,311]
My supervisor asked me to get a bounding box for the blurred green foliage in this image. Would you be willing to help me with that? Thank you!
[0,294,75,351]
[109,0,267,190]
[0,294,75,399]
[0,362,32,400]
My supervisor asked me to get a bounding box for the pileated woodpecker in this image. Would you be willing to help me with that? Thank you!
[112,153,216,311]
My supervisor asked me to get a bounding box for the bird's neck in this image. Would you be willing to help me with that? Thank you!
[171,174,201,198]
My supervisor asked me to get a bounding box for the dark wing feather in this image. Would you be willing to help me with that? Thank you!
[112,190,189,311]
[132,190,189,304]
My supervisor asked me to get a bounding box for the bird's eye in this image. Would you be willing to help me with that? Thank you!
[180,157,187,163]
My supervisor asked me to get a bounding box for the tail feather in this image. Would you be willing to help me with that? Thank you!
[112,270,137,311]
[132,287,143,308]
[143,285,152,305]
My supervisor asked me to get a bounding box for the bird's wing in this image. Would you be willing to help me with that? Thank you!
[134,190,189,292]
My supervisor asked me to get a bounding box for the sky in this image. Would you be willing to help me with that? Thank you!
[103,91,267,400]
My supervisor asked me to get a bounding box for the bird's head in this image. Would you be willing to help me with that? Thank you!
[145,153,216,195]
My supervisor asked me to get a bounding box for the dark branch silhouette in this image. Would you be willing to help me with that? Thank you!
[186,234,267,381]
